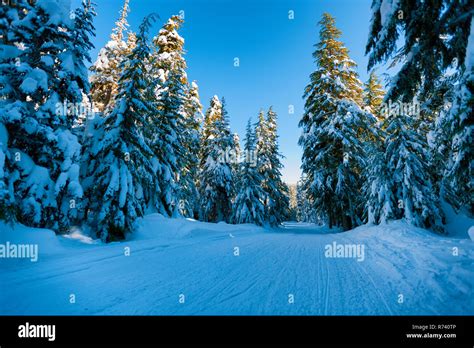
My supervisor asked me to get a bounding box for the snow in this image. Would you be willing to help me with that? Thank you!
[40,55,54,67]
[37,0,72,27]
[465,19,474,70]
[441,201,474,239]
[19,77,38,94]
[468,227,474,242]
[1,215,472,315]
[0,44,21,60]
[380,0,399,28]
[0,123,8,147]
[20,68,48,94]
[0,222,63,255]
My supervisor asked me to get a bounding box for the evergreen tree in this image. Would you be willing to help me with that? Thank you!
[363,71,385,118]
[443,23,473,214]
[366,113,444,231]
[296,179,306,222]
[231,132,242,177]
[55,0,96,229]
[180,81,203,218]
[0,1,31,222]
[89,0,135,113]
[366,0,473,215]
[67,1,96,105]
[0,123,14,221]
[296,176,319,223]
[199,95,222,173]
[0,0,91,231]
[287,184,298,221]
[364,135,394,225]
[199,96,234,222]
[299,13,372,230]
[366,0,472,102]
[261,107,290,226]
[232,119,265,225]
[86,15,157,241]
[147,15,188,217]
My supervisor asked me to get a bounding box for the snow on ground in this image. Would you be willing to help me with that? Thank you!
[0,215,473,315]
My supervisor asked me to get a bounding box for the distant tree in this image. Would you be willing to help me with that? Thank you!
[363,71,385,118]
[199,96,235,222]
[258,107,290,226]
[232,119,265,225]
[180,81,203,218]
[89,0,135,113]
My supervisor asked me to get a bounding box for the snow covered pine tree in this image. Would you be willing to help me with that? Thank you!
[366,113,444,232]
[86,15,157,241]
[366,0,473,216]
[181,81,203,219]
[199,96,235,222]
[0,0,93,231]
[147,15,196,218]
[89,0,136,113]
[232,119,265,225]
[255,108,290,226]
[363,71,385,119]
[299,13,375,230]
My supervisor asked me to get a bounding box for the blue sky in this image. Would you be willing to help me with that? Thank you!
[78,0,376,184]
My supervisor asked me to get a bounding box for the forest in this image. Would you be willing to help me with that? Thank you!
[0,0,472,242]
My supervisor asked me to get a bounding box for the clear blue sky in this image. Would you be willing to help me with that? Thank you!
[76,0,376,184]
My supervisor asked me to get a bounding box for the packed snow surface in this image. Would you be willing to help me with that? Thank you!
[0,215,473,315]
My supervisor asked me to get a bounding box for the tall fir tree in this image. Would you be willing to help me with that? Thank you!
[443,21,473,214]
[366,113,444,231]
[0,0,93,231]
[296,175,320,224]
[180,81,203,218]
[366,0,472,103]
[363,71,385,118]
[232,119,265,225]
[231,132,242,178]
[86,15,157,241]
[0,0,32,223]
[287,184,298,221]
[0,123,14,221]
[366,0,473,216]
[257,107,290,226]
[147,15,189,217]
[299,13,373,230]
[199,96,234,222]
[56,1,96,229]
[89,0,135,113]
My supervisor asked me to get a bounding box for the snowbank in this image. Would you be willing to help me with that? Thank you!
[442,201,474,239]
[134,213,263,240]
[0,222,63,255]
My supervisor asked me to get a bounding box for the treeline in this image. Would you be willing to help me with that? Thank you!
[0,0,290,241]
[297,5,472,232]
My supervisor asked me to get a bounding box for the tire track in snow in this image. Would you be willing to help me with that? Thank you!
[340,234,395,315]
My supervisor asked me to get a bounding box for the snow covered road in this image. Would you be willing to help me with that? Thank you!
[1,215,473,315]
